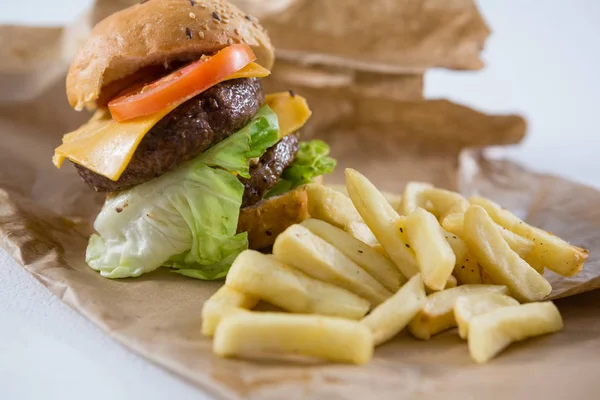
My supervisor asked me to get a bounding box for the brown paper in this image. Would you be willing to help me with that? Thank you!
[1,1,599,399]
[231,0,490,73]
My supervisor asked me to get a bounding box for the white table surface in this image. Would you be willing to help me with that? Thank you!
[1,1,599,399]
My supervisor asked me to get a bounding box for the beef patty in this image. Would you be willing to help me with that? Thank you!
[76,78,264,192]
[240,133,299,207]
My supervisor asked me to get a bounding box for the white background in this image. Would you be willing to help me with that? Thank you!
[1,1,599,399]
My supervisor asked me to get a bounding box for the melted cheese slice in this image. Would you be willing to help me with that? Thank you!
[53,64,311,182]
[265,92,312,139]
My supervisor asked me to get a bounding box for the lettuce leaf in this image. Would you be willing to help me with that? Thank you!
[266,139,336,197]
[86,106,279,279]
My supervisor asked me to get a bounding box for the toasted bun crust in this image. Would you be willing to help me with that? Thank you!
[66,0,274,111]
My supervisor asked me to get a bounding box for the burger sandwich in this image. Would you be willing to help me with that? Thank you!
[53,0,335,279]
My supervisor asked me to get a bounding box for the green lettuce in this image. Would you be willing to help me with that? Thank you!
[266,139,336,197]
[86,106,279,279]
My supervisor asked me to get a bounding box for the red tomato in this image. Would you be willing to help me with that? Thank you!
[108,44,256,121]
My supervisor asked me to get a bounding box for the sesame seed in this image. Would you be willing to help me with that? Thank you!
[198,31,205,39]
[227,38,234,45]
[201,24,208,30]
[185,27,193,39]
[245,15,253,21]
[212,11,221,21]
[234,28,240,35]
[189,0,196,5]
[189,12,196,19]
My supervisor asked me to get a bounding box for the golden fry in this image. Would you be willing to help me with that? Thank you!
[273,224,393,306]
[405,208,456,291]
[454,293,519,339]
[470,196,588,277]
[408,284,509,340]
[399,182,434,216]
[463,206,552,302]
[468,302,563,363]
[214,312,373,365]
[345,221,380,247]
[345,169,419,278]
[306,183,362,228]
[201,285,259,337]
[302,218,406,291]
[226,250,370,319]
[361,274,426,346]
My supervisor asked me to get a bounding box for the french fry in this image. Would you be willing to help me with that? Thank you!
[306,183,362,229]
[443,227,480,284]
[326,184,403,210]
[273,225,393,305]
[302,219,406,291]
[442,227,484,285]
[463,206,552,302]
[345,221,380,247]
[214,311,374,365]
[361,274,426,346]
[468,302,563,363]
[423,188,469,218]
[325,183,349,196]
[497,226,535,259]
[443,229,469,264]
[408,284,509,340]
[345,169,420,278]
[435,201,529,282]
[399,182,434,216]
[372,244,389,258]
[470,196,588,277]
[226,250,370,319]
[384,192,403,211]
[453,254,483,285]
[526,256,546,274]
[440,201,469,236]
[481,269,496,284]
[445,275,458,289]
[454,293,519,339]
[441,205,535,261]
[425,275,459,294]
[405,208,456,291]
[201,285,259,337]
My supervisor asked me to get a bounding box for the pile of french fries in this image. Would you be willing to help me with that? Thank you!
[203,169,588,365]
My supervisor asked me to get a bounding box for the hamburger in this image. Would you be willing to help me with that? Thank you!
[52,0,335,279]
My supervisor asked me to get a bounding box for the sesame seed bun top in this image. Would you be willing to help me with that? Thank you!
[66,0,274,111]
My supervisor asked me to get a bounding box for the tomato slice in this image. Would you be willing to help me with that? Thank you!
[108,44,256,121]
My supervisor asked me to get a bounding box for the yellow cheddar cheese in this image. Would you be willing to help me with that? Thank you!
[226,62,270,80]
[53,106,177,180]
[265,92,312,139]
[53,64,310,182]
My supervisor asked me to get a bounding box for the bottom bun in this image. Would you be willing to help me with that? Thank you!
[237,185,311,250]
